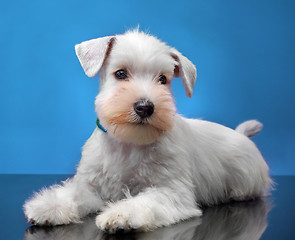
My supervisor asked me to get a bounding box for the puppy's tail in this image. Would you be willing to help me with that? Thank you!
[235,120,263,138]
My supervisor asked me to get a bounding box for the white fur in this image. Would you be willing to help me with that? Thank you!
[24,30,272,233]
[236,120,263,138]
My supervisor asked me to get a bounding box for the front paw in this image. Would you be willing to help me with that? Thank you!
[24,188,80,225]
[96,201,155,233]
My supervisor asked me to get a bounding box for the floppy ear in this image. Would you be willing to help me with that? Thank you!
[75,36,115,77]
[170,48,197,98]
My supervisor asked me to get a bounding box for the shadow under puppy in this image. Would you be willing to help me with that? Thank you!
[24,30,272,233]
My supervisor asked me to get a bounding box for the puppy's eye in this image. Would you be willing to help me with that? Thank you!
[114,69,128,80]
[158,75,167,84]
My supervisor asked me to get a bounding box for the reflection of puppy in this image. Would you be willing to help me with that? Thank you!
[24,30,272,233]
[194,199,270,240]
[24,200,269,240]
[25,216,102,240]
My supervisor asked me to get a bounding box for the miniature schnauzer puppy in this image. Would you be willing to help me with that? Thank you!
[24,30,272,233]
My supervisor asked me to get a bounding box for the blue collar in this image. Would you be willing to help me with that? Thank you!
[96,118,107,133]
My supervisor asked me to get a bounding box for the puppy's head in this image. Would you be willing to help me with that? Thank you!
[75,30,197,145]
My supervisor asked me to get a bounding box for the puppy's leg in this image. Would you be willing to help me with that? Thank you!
[24,178,103,225]
[96,186,201,233]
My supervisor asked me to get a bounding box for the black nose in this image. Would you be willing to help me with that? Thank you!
[133,99,154,119]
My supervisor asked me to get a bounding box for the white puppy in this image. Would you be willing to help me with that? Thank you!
[24,30,272,233]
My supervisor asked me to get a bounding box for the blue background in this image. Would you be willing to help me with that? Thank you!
[0,0,294,175]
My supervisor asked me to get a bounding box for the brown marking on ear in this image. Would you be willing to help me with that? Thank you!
[172,54,180,78]
[101,37,116,68]
[170,49,197,98]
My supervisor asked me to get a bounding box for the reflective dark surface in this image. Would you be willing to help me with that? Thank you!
[1,175,294,240]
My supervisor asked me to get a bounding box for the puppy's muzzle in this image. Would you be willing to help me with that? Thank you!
[133,99,154,119]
